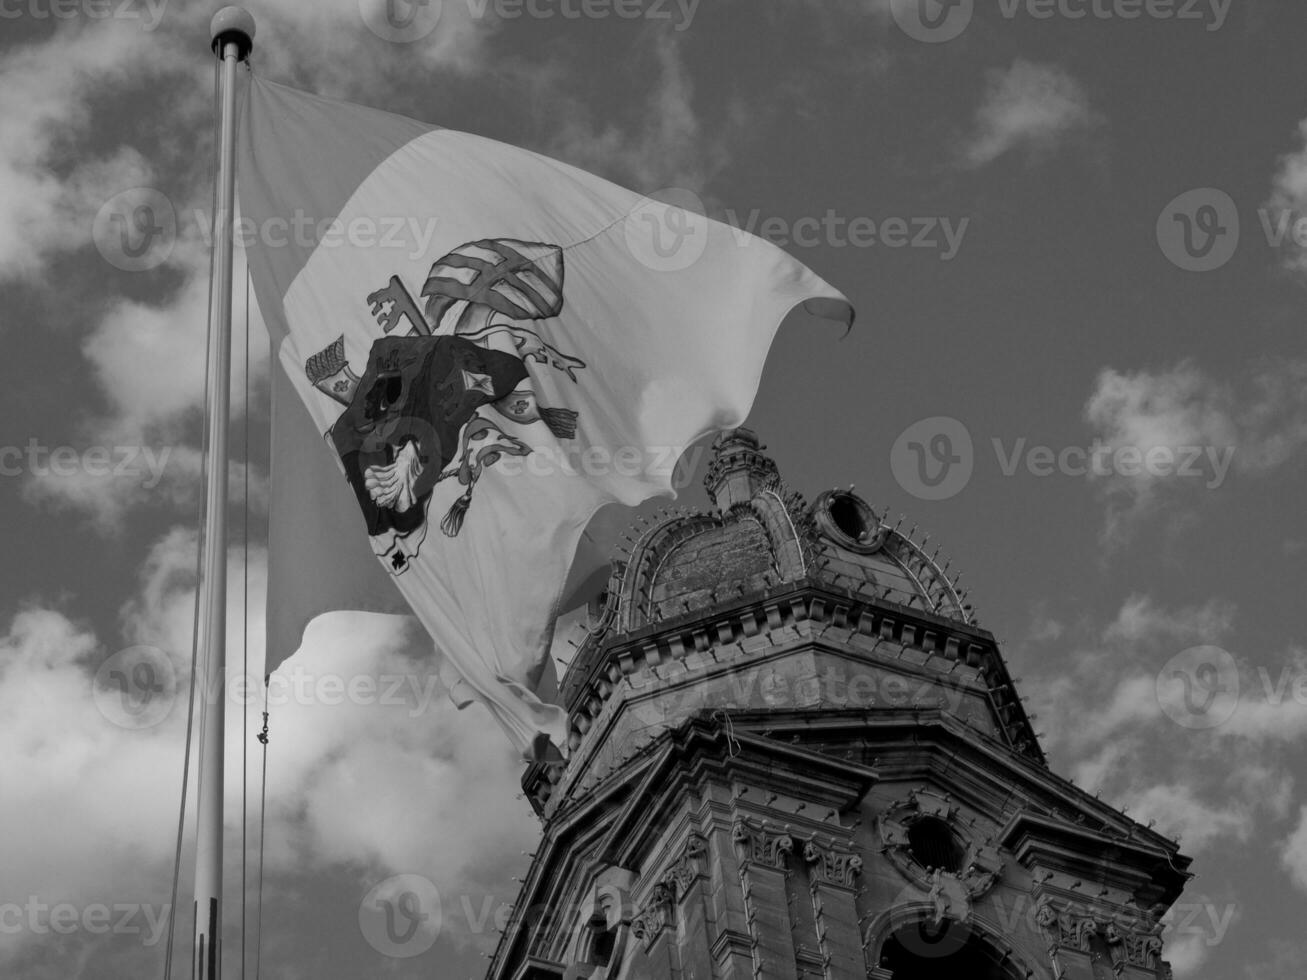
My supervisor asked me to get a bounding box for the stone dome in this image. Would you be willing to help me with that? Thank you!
[527,429,1042,816]
[580,428,974,657]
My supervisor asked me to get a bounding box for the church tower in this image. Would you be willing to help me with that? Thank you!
[486,430,1191,980]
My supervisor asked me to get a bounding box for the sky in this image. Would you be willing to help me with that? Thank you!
[1,0,1305,977]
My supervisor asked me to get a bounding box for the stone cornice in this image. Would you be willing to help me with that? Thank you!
[999,811,1191,907]
[552,577,1043,799]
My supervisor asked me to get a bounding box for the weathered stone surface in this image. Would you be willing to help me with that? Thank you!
[488,431,1189,980]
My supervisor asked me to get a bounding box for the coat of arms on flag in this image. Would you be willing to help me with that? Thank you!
[303,239,587,574]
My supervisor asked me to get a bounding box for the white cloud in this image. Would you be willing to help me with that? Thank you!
[959,60,1097,169]
[1163,927,1213,978]
[0,25,186,282]
[544,34,728,193]
[1084,359,1307,547]
[1124,781,1257,852]
[0,526,535,973]
[1027,593,1304,870]
[1282,805,1307,893]
[1267,118,1307,275]
[1103,594,1237,647]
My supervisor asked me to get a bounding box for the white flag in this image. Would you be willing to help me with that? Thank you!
[238,76,853,758]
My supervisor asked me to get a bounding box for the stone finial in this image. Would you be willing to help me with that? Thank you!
[703,428,779,510]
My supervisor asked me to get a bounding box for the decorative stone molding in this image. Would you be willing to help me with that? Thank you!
[801,837,864,888]
[661,833,708,896]
[627,835,709,953]
[731,819,794,870]
[878,789,1003,902]
[1034,897,1166,971]
[630,883,675,951]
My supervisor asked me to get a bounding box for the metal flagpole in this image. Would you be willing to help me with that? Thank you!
[193,9,254,980]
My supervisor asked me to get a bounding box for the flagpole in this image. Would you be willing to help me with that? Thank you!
[193,9,253,980]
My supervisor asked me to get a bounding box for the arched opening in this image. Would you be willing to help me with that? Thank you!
[880,922,1025,980]
[906,816,966,874]
[829,492,870,541]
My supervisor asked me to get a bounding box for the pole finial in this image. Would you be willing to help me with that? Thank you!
[210,6,255,60]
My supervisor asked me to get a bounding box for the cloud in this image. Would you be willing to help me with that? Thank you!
[1283,806,1307,893]
[1244,940,1307,980]
[1083,359,1307,547]
[1266,118,1307,275]
[543,34,729,193]
[1162,927,1213,978]
[959,60,1097,169]
[1026,594,1300,864]
[1103,594,1237,647]
[0,24,188,283]
[21,254,270,532]
[0,526,535,974]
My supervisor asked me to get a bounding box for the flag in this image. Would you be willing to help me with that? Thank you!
[238,76,853,758]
